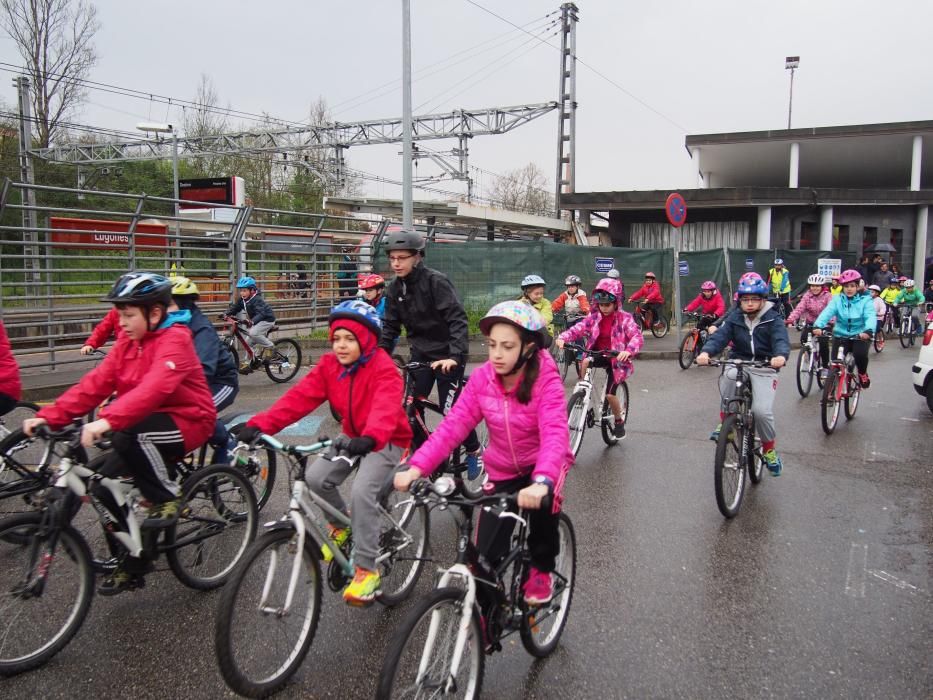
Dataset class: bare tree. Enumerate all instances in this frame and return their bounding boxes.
[489,162,554,216]
[1,0,99,147]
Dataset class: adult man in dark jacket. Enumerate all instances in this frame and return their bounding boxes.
[378,230,481,473]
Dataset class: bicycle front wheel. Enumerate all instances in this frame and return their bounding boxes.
[795,347,814,397]
[0,512,94,676]
[520,512,576,657]
[844,373,861,419]
[873,328,885,352]
[377,494,430,606]
[714,415,747,518]
[228,424,277,511]
[599,381,628,446]
[0,428,55,518]
[166,465,258,590]
[376,586,484,700]
[820,371,841,435]
[566,390,587,458]
[559,348,571,382]
[678,332,697,370]
[215,527,323,698]
[265,338,302,383]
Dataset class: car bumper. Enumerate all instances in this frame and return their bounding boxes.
[913,363,931,395]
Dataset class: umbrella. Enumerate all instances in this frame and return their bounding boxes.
[865,242,896,253]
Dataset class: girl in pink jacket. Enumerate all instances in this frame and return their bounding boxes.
[555,277,643,439]
[395,301,572,607]
[786,273,833,367]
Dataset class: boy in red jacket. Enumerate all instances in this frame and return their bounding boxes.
[235,300,412,606]
[628,271,665,329]
[80,306,122,354]
[24,272,216,595]
[683,280,726,330]
[0,318,22,416]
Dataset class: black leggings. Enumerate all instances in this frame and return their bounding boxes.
[475,475,560,573]
[410,349,479,453]
[832,337,870,375]
[0,393,16,418]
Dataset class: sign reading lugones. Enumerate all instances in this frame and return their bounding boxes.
[595,257,615,273]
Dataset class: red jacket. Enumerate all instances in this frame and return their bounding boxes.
[0,319,22,401]
[684,292,726,317]
[247,350,412,451]
[84,307,123,349]
[38,322,216,451]
[629,282,664,304]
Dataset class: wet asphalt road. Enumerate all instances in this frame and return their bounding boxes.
[3,345,931,699]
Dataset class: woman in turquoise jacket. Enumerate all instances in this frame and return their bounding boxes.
[813,269,876,388]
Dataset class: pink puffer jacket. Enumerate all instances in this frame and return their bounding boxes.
[786,289,831,325]
[558,308,643,385]
[408,349,572,494]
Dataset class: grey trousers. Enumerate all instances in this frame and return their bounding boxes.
[305,440,403,571]
[718,366,779,443]
[245,320,275,350]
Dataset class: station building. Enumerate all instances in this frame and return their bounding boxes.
[563,120,933,281]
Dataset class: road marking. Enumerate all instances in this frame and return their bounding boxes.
[867,569,926,596]
[899,417,921,422]
[844,542,868,598]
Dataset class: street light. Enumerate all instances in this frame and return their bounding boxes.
[136,122,179,235]
[785,56,799,129]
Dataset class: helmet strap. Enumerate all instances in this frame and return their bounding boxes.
[504,340,536,377]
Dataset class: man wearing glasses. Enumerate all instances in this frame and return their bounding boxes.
[379,230,482,476]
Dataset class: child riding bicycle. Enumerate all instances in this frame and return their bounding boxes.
[224,276,276,374]
[785,273,833,367]
[894,279,924,335]
[80,306,123,354]
[551,274,590,326]
[813,269,878,389]
[696,272,790,476]
[519,274,555,337]
[628,271,665,329]
[235,300,412,606]
[394,301,573,606]
[683,280,726,328]
[23,272,217,595]
[555,277,643,439]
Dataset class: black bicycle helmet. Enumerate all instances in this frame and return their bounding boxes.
[383,229,425,254]
[101,272,172,306]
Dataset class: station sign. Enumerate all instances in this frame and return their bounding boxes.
[595,257,615,273]
[50,217,168,249]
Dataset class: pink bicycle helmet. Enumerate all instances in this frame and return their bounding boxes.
[700,280,717,291]
[837,269,861,285]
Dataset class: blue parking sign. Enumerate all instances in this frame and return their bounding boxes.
[595,257,614,273]
[679,260,689,276]
[745,257,754,270]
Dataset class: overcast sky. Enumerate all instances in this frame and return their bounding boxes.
[3,0,933,203]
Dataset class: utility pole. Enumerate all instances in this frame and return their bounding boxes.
[785,56,799,129]
[555,3,579,220]
[401,0,413,231]
[15,76,40,288]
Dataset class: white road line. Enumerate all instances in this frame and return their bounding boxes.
[844,542,868,598]
[867,569,926,596]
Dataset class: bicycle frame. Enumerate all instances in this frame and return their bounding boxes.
[223,319,259,361]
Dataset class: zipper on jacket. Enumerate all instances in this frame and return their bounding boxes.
[347,373,359,435]
[502,395,520,469]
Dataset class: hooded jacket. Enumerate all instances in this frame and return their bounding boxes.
[247,349,411,451]
[701,302,791,361]
[408,349,572,492]
[786,288,832,325]
[684,291,726,317]
[38,313,216,451]
[629,282,664,304]
[814,292,877,338]
[0,319,22,401]
[380,262,469,361]
[557,306,643,385]
[225,291,275,325]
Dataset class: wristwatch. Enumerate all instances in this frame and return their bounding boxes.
[533,475,554,492]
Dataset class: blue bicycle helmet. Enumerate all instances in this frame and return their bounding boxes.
[736,273,768,296]
[236,276,257,289]
[329,299,383,336]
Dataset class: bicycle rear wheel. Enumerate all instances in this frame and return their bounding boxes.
[650,313,669,338]
[795,347,814,397]
[166,465,258,590]
[265,338,302,383]
[376,586,484,700]
[0,512,94,676]
[714,415,747,518]
[520,512,576,657]
[566,390,587,457]
[874,328,885,352]
[215,527,323,698]
[821,371,841,435]
[377,493,430,606]
[0,428,55,518]
[844,373,861,419]
[678,333,697,370]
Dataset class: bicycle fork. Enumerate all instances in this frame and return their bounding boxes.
[419,564,477,692]
[258,496,309,617]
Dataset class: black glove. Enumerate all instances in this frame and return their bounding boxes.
[347,435,376,456]
[231,423,262,446]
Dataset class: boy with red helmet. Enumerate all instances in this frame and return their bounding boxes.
[629,271,665,330]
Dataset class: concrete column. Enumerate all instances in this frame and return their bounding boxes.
[911,135,923,191]
[819,206,834,251]
[757,206,772,249]
[692,147,703,188]
[704,171,712,188]
[788,142,800,187]
[915,205,929,280]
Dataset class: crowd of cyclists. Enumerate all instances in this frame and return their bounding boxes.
[0,236,929,692]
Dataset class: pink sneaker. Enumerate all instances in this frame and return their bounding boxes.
[523,567,553,606]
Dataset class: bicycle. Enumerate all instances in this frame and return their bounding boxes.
[794,323,831,398]
[897,304,919,348]
[678,312,717,370]
[402,360,488,498]
[214,434,430,698]
[0,423,258,676]
[0,401,38,441]
[376,478,575,699]
[873,318,886,353]
[220,315,302,383]
[630,301,669,338]
[704,358,773,518]
[820,341,863,435]
[564,344,629,457]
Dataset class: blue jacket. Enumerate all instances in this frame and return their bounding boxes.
[225,292,275,325]
[701,302,790,361]
[184,303,239,388]
[814,292,875,338]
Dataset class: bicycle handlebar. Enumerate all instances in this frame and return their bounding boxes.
[563,343,619,359]
[704,358,778,370]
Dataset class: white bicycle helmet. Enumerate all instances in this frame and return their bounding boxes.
[807,273,825,285]
[905,278,915,288]
[521,274,546,289]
